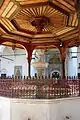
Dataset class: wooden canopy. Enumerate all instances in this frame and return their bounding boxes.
[0,0,79,50]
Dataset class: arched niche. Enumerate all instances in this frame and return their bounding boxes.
[50,70,61,79]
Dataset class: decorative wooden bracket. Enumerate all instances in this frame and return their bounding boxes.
[25,43,36,62]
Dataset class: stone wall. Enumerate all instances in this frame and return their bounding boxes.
[0,97,10,120]
[1,97,80,120]
[10,97,80,120]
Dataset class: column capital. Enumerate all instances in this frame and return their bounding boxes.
[26,44,36,62]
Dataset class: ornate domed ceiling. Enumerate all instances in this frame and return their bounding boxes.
[0,0,79,49]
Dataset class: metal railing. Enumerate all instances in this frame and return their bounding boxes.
[0,78,80,99]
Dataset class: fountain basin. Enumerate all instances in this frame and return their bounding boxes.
[32,62,48,69]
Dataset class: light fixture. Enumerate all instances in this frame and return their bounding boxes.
[60,42,63,47]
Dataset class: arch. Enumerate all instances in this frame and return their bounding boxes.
[35,43,60,51]
[50,70,61,76]
[50,70,61,78]
[1,41,28,56]
[1,68,7,74]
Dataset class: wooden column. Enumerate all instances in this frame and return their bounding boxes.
[62,59,65,79]
[28,60,31,78]
[59,47,66,79]
[26,44,35,77]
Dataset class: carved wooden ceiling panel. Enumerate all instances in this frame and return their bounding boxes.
[0,0,79,49]
[13,5,68,33]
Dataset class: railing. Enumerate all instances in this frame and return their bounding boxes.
[1,75,78,80]
[0,78,80,99]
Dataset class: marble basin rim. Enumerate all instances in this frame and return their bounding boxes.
[32,61,49,69]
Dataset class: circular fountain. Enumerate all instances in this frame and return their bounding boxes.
[32,61,48,77]
[32,50,48,77]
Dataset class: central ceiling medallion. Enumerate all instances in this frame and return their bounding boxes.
[31,16,50,33]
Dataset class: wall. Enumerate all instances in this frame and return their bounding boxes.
[46,49,62,77]
[0,97,10,120]
[1,46,36,77]
[68,47,77,77]
[77,46,80,74]
[10,99,50,120]
[10,97,80,120]
[49,98,80,120]
[1,47,14,76]
[0,97,80,120]
[0,46,78,78]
